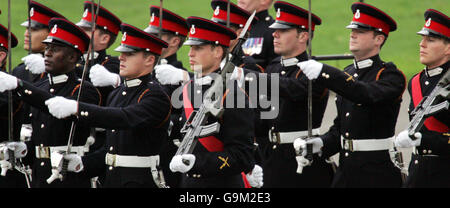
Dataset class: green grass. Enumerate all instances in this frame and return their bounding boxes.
[1,0,448,79]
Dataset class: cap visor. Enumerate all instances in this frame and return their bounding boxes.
[114,44,137,53]
[76,19,92,29]
[183,39,206,46]
[144,26,160,35]
[21,20,45,28]
[269,22,294,29]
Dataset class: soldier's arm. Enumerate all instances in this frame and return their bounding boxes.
[77,85,171,129]
[79,144,107,178]
[419,129,450,156]
[317,63,406,104]
[320,109,343,158]
[188,87,255,177]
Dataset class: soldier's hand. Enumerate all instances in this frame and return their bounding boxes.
[0,71,18,92]
[0,142,28,160]
[394,130,421,148]
[169,154,195,173]
[22,54,45,75]
[230,67,244,88]
[297,60,323,80]
[246,164,263,188]
[89,64,121,88]
[155,64,188,85]
[45,96,78,119]
[293,137,323,156]
[63,154,84,173]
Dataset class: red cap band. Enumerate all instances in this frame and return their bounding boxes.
[213,9,248,26]
[48,25,87,53]
[30,9,52,26]
[0,35,7,48]
[121,33,163,55]
[424,18,450,37]
[277,11,316,30]
[189,27,232,47]
[82,10,120,35]
[352,11,390,35]
[149,16,189,36]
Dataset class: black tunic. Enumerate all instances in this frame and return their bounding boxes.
[318,54,406,187]
[405,61,450,188]
[175,70,255,188]
[14,71,101,188]
[80,74,171,188]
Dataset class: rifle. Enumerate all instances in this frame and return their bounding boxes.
[175,10,257,165]
[408,69,450,140]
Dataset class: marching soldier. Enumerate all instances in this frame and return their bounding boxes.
[45,23,172,188]
[12,0,66,146]
[145,5,189,188]
[168,16,255,188]
[297,2,406,187]
[394,9,450,187]
[237,0,277,69]
[0,23,27,188]
[258,1,334,188]
[75,1,122,156]
[0,18,101,187]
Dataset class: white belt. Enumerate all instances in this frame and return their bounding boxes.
[35,145,88,159]
[340,136,394,152]
[105,153,160,169]
[269,128,321,144]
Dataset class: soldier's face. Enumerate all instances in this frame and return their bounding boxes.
[238,0,260,13]
[119,51,153,79]
[349,29,383,58]
[80,27,109,51]
[44,43,77,75]
[419,35,450,68]
[24,28,48,52]
[273,28,303,58]
[188,44,221,75]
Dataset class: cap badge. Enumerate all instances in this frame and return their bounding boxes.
[51,24,58,34]
[425,18,431,27]
[276,8,281,18]
[355,9,360,19]
[83,9,88,18]
[122,32,127,41]
[190,25,196,35]
[150,13,155,23]
[214,6,220,16]
[30,7,34,17]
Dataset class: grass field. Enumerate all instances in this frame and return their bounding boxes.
[0,0,448,79]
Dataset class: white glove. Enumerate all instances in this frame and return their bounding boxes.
[45,96,78,119]
[297,60,323,80]
[293,137,323,156]
[89,64,120,88]
[230,67,244,88]
[395,130,422,148]
[21,54,45,75]
[47,151,64,184]
[64,154,84,173]
[0,71,18,92]
[0,142,28,161]
[155,64,188,85]
[246,165,263,188]
[169,154,195,173]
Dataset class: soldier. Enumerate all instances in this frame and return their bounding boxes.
[297,2,406,187]
[168,16,255,188]
[12,0,66,147]
[0,18,101,188]
[45,23,172,188]
[237,0,277,69]
[255,1,334,188]
[394,9,449,187]
[0,23,28,188]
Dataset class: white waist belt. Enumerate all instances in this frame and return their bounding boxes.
[269,128,321,144]
[105,153,160,169]
[340,136,394,152]
[35,145,87,159]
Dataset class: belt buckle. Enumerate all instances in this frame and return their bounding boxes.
[269,130,280,144]
[344,139,354,152]
[38,146,50,158]
[106,154,116,167]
